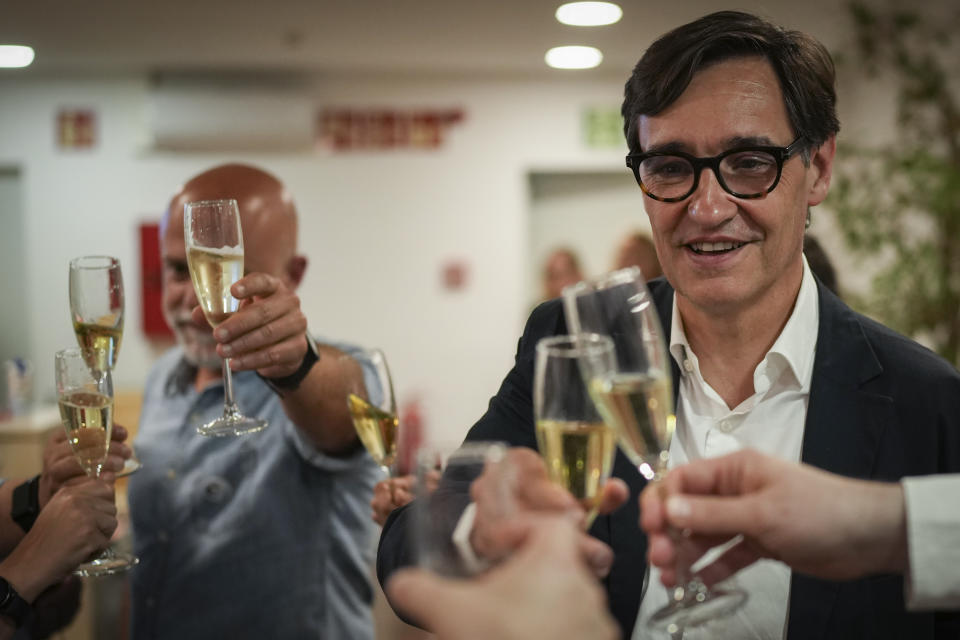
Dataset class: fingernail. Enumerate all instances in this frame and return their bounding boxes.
[216,328,229,340]
[235,284,246,296]
[666,496,691,520]
[221,344,232,356]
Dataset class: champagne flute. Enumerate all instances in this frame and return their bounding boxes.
[413,441,511,578]
[69,255,141,475]
[533,334,617,528]
[345,349,399,494]
[55,347,139,576]
[563,266,746,632]
[184,199,267,437]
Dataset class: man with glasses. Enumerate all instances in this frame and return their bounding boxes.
[379,10,960,639]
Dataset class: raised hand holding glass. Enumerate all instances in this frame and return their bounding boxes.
[55,348,138,576]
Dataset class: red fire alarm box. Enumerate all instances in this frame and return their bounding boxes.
[140,222,172,338]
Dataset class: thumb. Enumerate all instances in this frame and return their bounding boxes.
[387,568,463,625]
[665,494,759,537]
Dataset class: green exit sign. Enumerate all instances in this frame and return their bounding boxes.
[583,106,624,148]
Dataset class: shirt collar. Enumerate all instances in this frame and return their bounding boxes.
[669,256,819,392]
[164,353,197,397]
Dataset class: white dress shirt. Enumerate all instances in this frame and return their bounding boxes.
[903,474,960,611]
[633,259,820,640]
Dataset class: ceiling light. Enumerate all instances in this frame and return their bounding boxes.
[0,45,35,69]
[545,46,603,70]
[555,2,622,27]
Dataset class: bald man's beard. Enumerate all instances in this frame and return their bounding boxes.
[168,313,222,370]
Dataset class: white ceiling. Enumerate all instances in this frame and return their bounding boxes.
[1,0,884,78]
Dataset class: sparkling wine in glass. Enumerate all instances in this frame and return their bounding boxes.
[533,334,617,528]
[184,199,267,437]
[69,255,141,476]
[345,349,399,491]
[55,347,138,576]
[563,266,746,632]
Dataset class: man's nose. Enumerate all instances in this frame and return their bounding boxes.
[184,281,199,309]
[686,167,736,226]
[170,279,199,311]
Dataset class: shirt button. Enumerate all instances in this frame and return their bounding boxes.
[157,530,169,543]
[719,419,733,433]
[146,597,155,608]
[166,468,177,480]
[683,359,694,373]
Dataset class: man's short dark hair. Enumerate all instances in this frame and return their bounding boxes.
[621,11,840,157]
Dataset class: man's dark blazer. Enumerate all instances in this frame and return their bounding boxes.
[378,277,960,639]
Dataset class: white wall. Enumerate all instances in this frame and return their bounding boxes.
[0,72,627,445]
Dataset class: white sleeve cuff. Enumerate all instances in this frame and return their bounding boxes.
[902,474,960,611]
[451,502,488,575]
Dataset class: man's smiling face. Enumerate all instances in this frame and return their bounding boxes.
[637,56,832,316]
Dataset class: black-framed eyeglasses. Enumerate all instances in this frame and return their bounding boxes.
[625,137,805,202]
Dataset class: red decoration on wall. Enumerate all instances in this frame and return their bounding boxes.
[441,259,468,291]
[57,109,96,149]
[316,108,465,151]
[140,223,172,338]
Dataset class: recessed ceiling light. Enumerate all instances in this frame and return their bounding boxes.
[0,45,35,69]
[555,2,622,27]
[545,46,603,70]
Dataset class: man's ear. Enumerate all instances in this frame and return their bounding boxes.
[807,135,836,207]
[286,255,308,289]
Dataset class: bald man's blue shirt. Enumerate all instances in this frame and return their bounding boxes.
[129,342,379,640]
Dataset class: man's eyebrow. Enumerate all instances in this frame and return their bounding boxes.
[723,135,777,147]
[641,135,780,155]
[641,141,688,154]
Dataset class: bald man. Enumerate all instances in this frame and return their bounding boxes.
[127,164,380,640]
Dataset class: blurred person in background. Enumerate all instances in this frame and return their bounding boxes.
[612,230,662,280]
[127,164,381,640]
[541,247,584,300]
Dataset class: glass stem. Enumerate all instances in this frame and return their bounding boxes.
[651,468,708,604]
[671,528,708,603]
[382,467,396,502]
[223,358,239,416]
[91,468,116,559]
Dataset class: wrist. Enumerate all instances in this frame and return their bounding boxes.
[258,333,319,395]
[10,476,40,533]
[37,473,52,510]
[0,559,41,605]
[854,481,907,576]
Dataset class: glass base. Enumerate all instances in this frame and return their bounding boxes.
[649,582,747,633]
[74,550,139,577]
[116,456,142,477]
[197,413,268,437]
